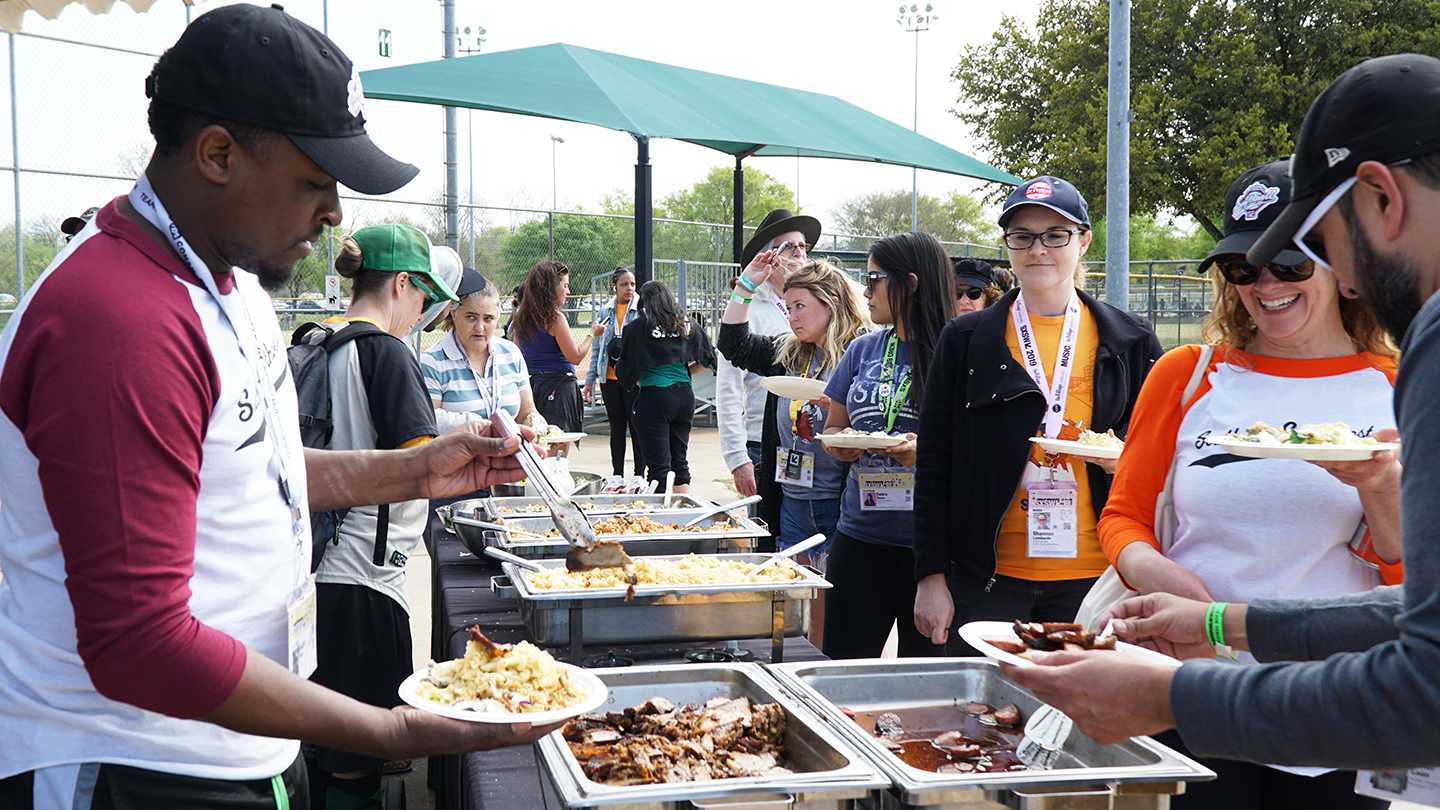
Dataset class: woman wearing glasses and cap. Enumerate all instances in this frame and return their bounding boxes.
[913,176,1163,652]
[1094,159,1399,809]
[310,224,461,804]
[953,258,1003,314]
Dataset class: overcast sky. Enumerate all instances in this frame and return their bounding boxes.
[8,0,1044,231]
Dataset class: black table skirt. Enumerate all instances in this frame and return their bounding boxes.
[426,535,828,810]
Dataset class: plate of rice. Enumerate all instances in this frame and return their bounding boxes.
[400,627,606,723]
[1030,430,1124,461]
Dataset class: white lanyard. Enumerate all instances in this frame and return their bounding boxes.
[127,175,306,551]
[770,291,789,321]
[1011,291,1082,439]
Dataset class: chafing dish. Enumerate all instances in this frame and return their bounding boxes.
[491,554,829,663]
[537,662,889,809]
[467,493,715,521]
[465,511,767,560]
[769,658,1214,809]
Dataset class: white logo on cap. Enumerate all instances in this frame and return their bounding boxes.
[1231,181,1281,222]
[1025,181,1054,200]
[1324,147,1351,168]
[347,65,366,119]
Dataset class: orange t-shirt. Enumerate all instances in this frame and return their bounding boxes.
[605,302,627,381]
[995,304,1109,580]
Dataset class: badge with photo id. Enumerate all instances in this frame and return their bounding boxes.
[776,447,815,488]
[858,469,915,511]
[1025,480,1078,558]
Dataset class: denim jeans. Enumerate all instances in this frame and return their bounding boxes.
[778,496,838,567]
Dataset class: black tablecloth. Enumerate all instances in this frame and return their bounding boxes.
[427,535,828,810]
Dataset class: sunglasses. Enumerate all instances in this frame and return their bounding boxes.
[865,271,889,293]
[775,241,812,259]
[1214,257,1316,286]
[956,287,985,300]
[409,275,444,308]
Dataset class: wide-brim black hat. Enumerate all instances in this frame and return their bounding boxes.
[1199,157,1306,274]
[741,208,821,268]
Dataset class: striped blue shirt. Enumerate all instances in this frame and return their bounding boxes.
[421,330,530,419]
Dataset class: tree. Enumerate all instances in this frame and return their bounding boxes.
[659,165,796,226]
[1088,214,1214,263]
[952,0,1440,240]
[497,213,630,296]
[830,189,999,247]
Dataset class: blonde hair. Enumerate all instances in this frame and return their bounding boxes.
[776,260,873,374]
[1200,265,1395,359]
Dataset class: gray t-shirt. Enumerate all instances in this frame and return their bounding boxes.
[1169,291,1440,768]
[825,328,918,547]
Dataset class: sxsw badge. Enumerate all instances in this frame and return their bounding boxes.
[347,65,366,119]
[1231,182,1281,222]
[1025,181,1054,200]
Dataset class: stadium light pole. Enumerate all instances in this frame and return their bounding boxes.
[896,3,937,233]
[458,25,486,267]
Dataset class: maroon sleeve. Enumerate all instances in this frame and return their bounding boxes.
[0,226,245,718]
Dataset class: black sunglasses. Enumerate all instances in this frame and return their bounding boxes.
[956,287,985,300]
[1214,257,1316,286]
[865,271,888,293]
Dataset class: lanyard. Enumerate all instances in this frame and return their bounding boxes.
[127,176,306,556]
[879,330,912,434]
[788,352,824,435]
[457,330,499,415]
[1010,291,1082,439]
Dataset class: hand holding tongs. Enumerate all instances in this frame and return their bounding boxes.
[492,410,597,550]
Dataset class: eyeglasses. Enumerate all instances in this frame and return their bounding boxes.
[1214,257,1316,286]
[409,275,444,308]
[775,241,812,259]
[1003,229,1085,251]
[956,287,985,300]
[865,271,889,293]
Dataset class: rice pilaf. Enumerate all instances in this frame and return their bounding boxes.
[415,630,585,713]
[526,554,804,590]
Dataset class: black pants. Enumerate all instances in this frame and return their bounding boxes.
[0,752,308,810]
[1153,730,1384,810]
[945,572,1098,656]
[631,383,694,486]
[822,530,946,660]
[530,371,583,432]
[600,378,645,477]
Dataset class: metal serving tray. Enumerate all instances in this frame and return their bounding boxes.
[472,512,767,560]
[769,658,1214,809]
[468,493,715,521]
[492,554,830,663]
[537,662,889,809]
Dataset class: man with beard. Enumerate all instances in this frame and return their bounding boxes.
[0,7,552,809]
[1002,53,1440,774]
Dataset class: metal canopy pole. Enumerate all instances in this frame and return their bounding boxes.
[442,0,458,251]
[732,156,744,265]
[633,136,653,285]
[1105,0,1131,310]
[10,34,20,296]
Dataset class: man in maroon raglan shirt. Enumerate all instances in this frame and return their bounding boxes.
[0,6,554,809]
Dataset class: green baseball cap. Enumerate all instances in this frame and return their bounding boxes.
[353,224,459,303]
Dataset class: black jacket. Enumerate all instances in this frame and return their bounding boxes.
[912,288,1163,589]
[610,312,716,392]
[717,322,783,551]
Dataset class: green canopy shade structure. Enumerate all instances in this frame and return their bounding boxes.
[361,42,1019,280]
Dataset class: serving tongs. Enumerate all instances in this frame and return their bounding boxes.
[492,410,625,572]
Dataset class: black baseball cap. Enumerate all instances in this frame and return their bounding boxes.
[1198,158,1307,274]
[953,258,995,288]
[999,176,1091,229]
[1249,54,1440,265]
[146,3,418,195]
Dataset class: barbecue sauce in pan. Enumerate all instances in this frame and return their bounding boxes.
[850,704,1029,773]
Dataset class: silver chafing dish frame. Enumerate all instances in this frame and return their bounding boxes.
[536,662,891,810]
[468,493,716,521]
[767,658,1215,809]
[491,554,830,664]
[472,511,769,560]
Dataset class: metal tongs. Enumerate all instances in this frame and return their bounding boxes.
[492,410,597,551]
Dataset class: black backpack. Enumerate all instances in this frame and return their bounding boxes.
[289,320,390,573]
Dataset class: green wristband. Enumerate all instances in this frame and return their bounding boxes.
[730,290,753,304]
[1206,601,1237,660]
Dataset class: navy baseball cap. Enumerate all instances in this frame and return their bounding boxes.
[1249,54,1440,265]
[1198,158,1307,274]
[146,3,418,195]
[999,176,1091,229]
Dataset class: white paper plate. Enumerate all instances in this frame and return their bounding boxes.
[958,620,1181,669]
[398,662,607,723]
[1029,436,1123,460]
[758,376,828,401]
[1210,438,1398,462]
[535,432,587,444]
[818,433,907,449]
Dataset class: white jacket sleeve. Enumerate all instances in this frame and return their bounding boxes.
[715,353,752,473]
[433,408,481,433]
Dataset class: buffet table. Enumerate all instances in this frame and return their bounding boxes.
[428,534,829,810]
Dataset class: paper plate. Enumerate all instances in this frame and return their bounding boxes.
[758,376,828,401]
[958,621,1181,670]
[818,433,906,449]
[398,662,607,723]
[1210,438,1398,462]
[535,432,587,444]
[1029,436,1123,460]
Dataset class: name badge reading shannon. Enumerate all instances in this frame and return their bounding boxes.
[1025,480,1079,558]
